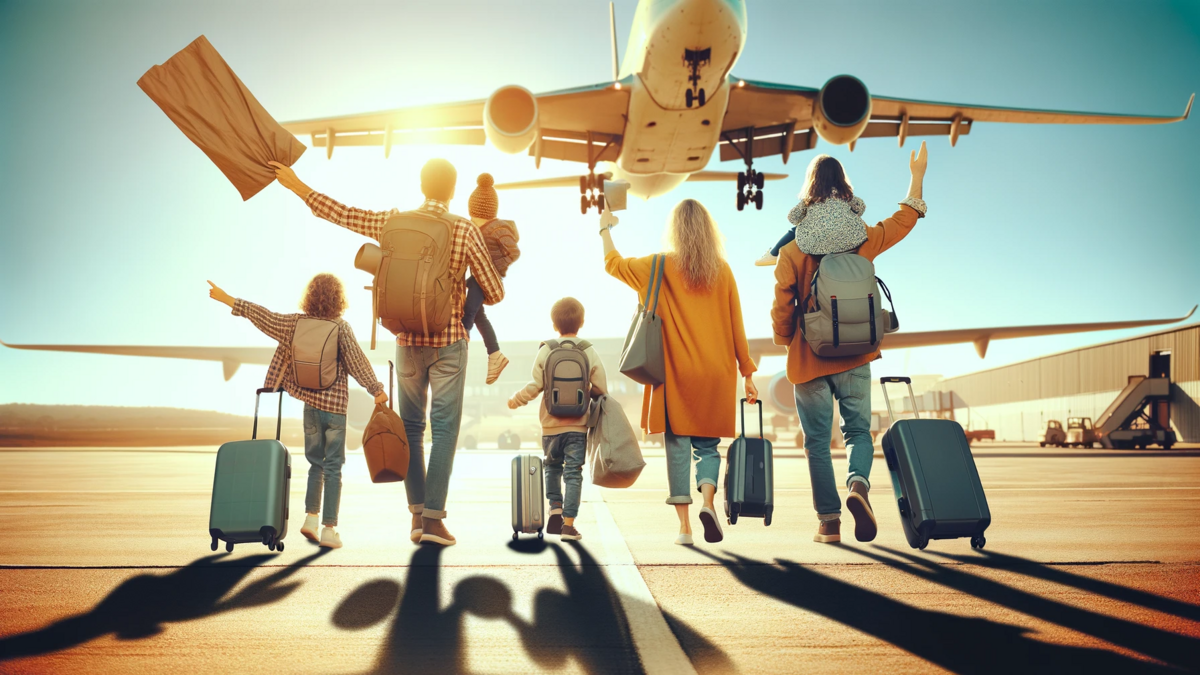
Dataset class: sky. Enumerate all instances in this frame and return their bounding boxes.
[1,0,1198,418]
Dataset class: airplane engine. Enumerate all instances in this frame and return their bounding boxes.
[483,85,539,154]
[766,371,795,416]
[811,75,872,146]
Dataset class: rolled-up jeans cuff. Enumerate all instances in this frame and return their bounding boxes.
[847,475,870,490]
[408,504,424,515]
[818,512,841,522]
[422,508,447,520]
[665,495,694,505]
[695,478,717,492]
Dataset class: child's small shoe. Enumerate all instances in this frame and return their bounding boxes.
[560,524,582,541]
[486,351,509,384]
[301,514,320,542]
[319,526,343,549]
[754,250,778,267]
[547,507,564,535]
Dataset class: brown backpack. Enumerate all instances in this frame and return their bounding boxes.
[375,209,464,339]
[291,318,339,390]
[362,361,409,483]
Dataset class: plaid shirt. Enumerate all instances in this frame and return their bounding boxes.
[232,299,384,415]
[305,192,505,348]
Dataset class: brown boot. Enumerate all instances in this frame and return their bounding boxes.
[419,517,456,546]
[410,513,424,544]
[814,519,841,543]
[846,482,878,542]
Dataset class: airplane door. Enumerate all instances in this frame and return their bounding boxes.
[1150,351,1171,379]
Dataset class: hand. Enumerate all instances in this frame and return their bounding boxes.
[909,140,928,177]
[599,208,619,233]
[268,161,312,199]
[207,280,235,308]
[744,376,759,405]
[507,398,520,410]
[374,391,389,406]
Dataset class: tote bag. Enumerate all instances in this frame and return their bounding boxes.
[586,395,646,488]
[618,254,666,385]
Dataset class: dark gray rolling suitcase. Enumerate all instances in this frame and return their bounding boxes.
[511,454,544,540]
[208,388,291,552]
[724,399,774,526]
[880,376,990,550]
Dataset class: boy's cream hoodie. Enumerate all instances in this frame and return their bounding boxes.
[510,339,607,435]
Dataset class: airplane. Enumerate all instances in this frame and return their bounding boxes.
[5,305,1194,449]
[278,0,1193,213]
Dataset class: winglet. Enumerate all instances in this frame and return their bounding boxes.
[1184,94,1194,121]
[609,2,620,81]
[1184,304,1197,320]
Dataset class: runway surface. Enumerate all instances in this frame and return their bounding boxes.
[0,443,1198,674]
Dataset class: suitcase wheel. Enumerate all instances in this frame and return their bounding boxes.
[512,533,518,542]
[277,541,285,552]
[226,541,234,553]
[764,507,773,527]
[537,530,544,540]
[970,535,986,550]
[210,536,218,552]
[917,536,928,551]
[729,512,738,525]
[268,541,276,552]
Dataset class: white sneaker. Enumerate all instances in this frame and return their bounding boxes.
[699,506,724,543]
[319,526,343,549]
[301,514,320,542]
[486,351,509,385]
[674,533,694,546]
[754,251,778,267]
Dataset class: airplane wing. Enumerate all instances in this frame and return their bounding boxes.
[745,306,1197,359]
[720,78,1194,162]
[280,80,631,162]
[494,170,787,191]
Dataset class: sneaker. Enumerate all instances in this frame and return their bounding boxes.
[301,514,320,543]
[419,517,457,546]
[319,526,343,549]
[560,524,582,541]
[547,508,564,535]
[674,533,694,546]
[814,519,841,543]
[409,513,423,545]
[486,351,509,385]
[698,506,724,543]
[754,250,778,267]
[846,482,878,542]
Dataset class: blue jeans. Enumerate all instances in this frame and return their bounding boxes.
[794,362,874,520]
[664,410,721,505]
[396,339,468,519]
[302,405,347,526]
[543,432,586,519]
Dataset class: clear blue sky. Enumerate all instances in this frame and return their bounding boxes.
[1,0,1197,417]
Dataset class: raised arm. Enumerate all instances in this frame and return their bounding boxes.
[269,162,391,239]
[337,322,386,401]
[858,141,929,260]
[231,298,292,345]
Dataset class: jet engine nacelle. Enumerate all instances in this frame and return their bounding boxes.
[766,371,795,416]
[811,75,872,146]
[483,85,539,154]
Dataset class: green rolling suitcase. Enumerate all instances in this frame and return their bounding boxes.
[208,388,291,552]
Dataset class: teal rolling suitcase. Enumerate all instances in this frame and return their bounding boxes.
[208,388,291,552]
[724,399,774,526]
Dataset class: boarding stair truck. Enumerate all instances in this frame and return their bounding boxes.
[1096,352,1177,450]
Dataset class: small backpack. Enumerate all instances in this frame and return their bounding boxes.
[291,318,340,390]
[542,339,593,418]
[800,252,899,357]
[375,209,466,338]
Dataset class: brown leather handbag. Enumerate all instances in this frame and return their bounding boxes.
[362,361,409,483]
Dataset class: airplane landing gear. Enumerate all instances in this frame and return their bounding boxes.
[684,47,711,109]
[737,168,765,211]
[579,170,608,214]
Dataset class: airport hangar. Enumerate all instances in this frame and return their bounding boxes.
[923,322,1199,445]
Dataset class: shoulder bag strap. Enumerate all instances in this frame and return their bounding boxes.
[648,254,666,316]
[642,254,659,308]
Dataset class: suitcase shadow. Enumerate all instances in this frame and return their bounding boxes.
[0,549,328,662]
[689,547,1180,674]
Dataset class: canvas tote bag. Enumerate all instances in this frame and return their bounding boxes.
[585,395,646,489]
[138,35,306,201]
[618,254,666,385]
[362,361,410,483]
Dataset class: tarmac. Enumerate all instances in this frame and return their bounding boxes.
[0,442,1198,674]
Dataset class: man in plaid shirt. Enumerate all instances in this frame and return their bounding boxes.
[271,158,504,547]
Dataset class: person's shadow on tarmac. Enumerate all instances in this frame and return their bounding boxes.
[0,549,328,662]
[337,541,735,675]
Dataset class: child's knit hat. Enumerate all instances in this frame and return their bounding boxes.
[468,173,499,220]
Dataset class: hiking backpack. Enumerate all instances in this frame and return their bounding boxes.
[542,339,593,418]
[291,318,340,390]
[375,209,466,339]
[800,252,899,358]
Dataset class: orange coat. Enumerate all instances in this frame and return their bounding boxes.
[605,251,757,438]
[771,204,922,385]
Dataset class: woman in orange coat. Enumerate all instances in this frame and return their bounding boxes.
[603,199,758,546]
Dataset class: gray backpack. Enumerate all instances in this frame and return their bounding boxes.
[800,252,899,357]
[542,339,593,418]
[291,318,340,390]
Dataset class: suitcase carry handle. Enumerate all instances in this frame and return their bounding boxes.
[388,360,395,411]
[253,388,284,441]
[879,377,920,423]
[740,398,764,439]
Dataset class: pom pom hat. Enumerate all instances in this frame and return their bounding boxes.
[469,173,499,220]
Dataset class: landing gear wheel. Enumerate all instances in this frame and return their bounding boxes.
[685,88,694,108]
[596,194,605,212]
[737,172,747,191]
[737,191,747,211]
[580,176,588,194]
[754,170,765,190]
[226,541,234,553]
[970,535,986,550]
[210,536,218,551]
[754,191,764,210]
[698,88,706,107]
[580,195,589,215]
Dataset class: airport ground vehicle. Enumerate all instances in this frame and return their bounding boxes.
[1040,420,1066,447]
[1065,417,1101,448]
[1096,353,1177,449]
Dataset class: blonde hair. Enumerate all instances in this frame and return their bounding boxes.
[664,199,725,291]
[300,273,348,319]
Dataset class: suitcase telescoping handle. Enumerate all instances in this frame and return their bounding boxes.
[740,397,765,440]
[253,387,284,441]
[879,376,921,423]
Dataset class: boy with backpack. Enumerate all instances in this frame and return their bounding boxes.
[208,274,387,550]
[506,297,607,541]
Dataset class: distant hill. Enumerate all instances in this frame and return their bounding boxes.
[0,404,306,447]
